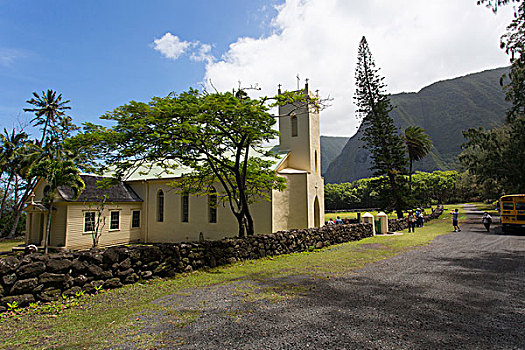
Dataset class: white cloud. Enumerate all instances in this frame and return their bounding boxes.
[153,33,191,59]
[0,48,25,67]
[153,33,215,65]
[202,0,514,137]
[190,43,214,64]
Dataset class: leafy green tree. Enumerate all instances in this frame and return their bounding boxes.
[354,36,408,218]
[0,129,29,218]
[461,0,525,194]
[29,158,84,253]
[77,89,308,237]
[402,126,432,190]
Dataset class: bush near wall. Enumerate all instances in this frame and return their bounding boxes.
[0,223,373,312]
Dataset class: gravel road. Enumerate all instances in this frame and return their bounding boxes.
[124,205,525,349]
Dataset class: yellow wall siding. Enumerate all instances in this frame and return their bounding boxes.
[64,203,142,250]
[272,173,308,232]
[142,180,272,243]
[50,205,67,247]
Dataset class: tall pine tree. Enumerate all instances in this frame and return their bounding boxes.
[354,36,408,218]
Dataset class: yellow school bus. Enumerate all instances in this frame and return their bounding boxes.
[499,194,525,233]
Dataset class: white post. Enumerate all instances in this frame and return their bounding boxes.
[362,212,375,235]
[376,212,389,235]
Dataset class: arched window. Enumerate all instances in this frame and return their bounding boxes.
[157,190,164,222]
[181,193,189,223]
[291,115,298,137]
[314,196,320,227]
[209,188,217,223]
[314,150,318,173]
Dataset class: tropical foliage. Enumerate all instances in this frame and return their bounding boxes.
[403,126,432,189]
[325,170,480,211]
[0,90,84,239]
[461,0,525,194]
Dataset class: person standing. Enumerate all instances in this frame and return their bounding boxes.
[482,212,493,232]
[452,208,461,232]
[408,210,416,233]
[335,216,343,225]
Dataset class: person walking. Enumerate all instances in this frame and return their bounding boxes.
[452,208,461,232]
[482,212,493,232]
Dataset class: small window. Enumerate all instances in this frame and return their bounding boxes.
[157,190,164,222]
[209,192,217,223]
[43,185,51,198]
[291,116,298,137]
[181,193,189,222]
[84,212,95,233]
[502,202,514,210]
[314,150,318,173]
[110,211,120,230]
[131,210,141,228]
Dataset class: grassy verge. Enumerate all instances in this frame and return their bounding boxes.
[0,238,24,253]
[0,211,454,349]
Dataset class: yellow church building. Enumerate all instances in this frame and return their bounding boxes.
[23,85,325,250]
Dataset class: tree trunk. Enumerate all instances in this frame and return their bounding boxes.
[6,210,22,239]
[43,204,53,254]
[244,204,255,236]
[409,159,413,193]
[6,175,22,238]
[389,173,404,219]
[234,212,245,238]
[0,173,14,220]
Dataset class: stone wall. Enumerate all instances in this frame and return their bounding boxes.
[0,223,372,311]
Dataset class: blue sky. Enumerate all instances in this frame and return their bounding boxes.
[0,0,280,128]
[0,0,514,136]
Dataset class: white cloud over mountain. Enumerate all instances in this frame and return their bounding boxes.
[202,0,513,136]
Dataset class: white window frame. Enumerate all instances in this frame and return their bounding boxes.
[109,210,120,231]
[181,193,189,223]
[131,210,141,229]
[83,211,96,234]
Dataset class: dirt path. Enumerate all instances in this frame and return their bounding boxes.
[119,205,525,349]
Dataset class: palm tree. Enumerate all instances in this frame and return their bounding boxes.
[24,89,71,146]
[403,126,433,190]
[30,158,84,253]
[0,129,28,214]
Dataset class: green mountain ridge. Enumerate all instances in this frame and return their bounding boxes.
[320,136,349,174]
[324,67,510,184]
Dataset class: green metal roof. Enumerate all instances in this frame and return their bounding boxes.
[106,145,289,182]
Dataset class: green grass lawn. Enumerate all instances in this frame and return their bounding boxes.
[0,209,456,349]
[0,238,24,253]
